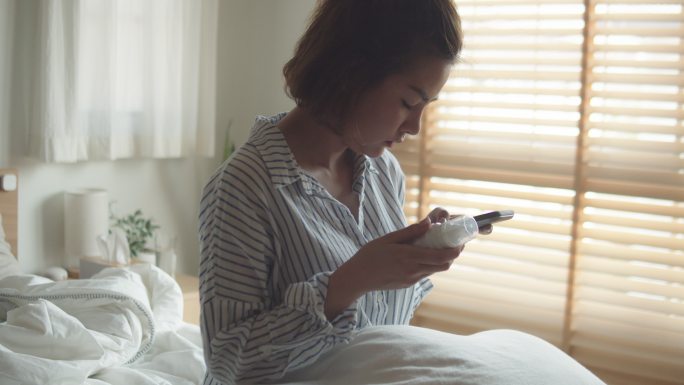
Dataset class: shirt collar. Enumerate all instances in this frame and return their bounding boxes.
[252,114,379,194]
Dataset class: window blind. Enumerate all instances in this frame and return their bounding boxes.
[392,1,684,385]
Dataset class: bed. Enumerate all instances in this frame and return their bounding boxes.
[0,169,206,385]
[0,169,606,385]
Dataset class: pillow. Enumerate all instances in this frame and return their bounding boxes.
[0,214,20,279]
[280,325,607,385]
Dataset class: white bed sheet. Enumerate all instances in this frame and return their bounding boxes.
[0,264,205,385]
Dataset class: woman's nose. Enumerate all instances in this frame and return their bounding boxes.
[404,108,423,136]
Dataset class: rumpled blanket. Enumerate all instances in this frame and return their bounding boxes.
[0,264,205,385]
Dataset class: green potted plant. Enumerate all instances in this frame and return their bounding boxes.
[110,208,160,262]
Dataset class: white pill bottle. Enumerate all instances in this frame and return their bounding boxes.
[414,215,479,249]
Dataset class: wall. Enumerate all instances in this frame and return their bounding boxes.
[0,0,315,275]
[217,0,315,146]
[0,0,13,166]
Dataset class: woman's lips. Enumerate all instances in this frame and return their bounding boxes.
[385,135,407,147]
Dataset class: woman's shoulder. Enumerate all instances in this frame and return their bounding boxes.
[221,115,288,179]
[208,116,292,198]
[226,141,268,172]
[212,144,271,194]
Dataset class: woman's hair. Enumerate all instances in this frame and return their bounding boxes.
[283,0,462,127]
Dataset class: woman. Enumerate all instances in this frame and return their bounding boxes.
[198,1,470,383]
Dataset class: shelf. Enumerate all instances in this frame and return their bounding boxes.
[176,274,200,325]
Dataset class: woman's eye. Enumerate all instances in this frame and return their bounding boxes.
[401,100,414,109]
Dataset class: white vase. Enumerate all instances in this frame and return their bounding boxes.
[135,251,156,265]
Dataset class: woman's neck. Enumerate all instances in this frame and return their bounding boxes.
[278,107,350,172]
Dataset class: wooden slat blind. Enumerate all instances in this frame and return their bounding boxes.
[394,1,684,385]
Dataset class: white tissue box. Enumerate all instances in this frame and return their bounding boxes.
[79,257,128,279]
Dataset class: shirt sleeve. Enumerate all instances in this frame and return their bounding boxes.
[198,168,360,384]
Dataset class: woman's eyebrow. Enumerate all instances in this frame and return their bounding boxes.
[409,85,439,102]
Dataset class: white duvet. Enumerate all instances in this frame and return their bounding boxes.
[279,326,607,385]
[0,263,607,385]
[0,264,205,385]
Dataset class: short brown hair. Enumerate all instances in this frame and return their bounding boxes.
[283,0,462,127]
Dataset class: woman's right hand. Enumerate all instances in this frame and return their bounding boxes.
[325,218,463,319]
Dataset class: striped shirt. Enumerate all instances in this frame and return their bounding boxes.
[198,114,433,384]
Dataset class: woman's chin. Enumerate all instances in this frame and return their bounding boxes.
[366,146,387,158]
[355,142,390,158]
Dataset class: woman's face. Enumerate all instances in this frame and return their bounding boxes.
[341,55,452,158]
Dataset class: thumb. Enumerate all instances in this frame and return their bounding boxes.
[379,217,431,244]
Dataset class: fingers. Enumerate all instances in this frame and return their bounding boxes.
[379,217,431,244]
[417,255,458,277]
[409,264,450,284]
[401,258,454,286]
[478,224,493,235]
[448,214,494,235]
[428,207,449,224]
[410,244,463,266]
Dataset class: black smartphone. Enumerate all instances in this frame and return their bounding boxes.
[473,210,514,228]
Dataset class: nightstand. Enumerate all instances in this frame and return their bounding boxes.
[175,274,200,325]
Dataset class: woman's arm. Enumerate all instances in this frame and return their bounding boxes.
[200,274,358,383]
[199,171,360,384]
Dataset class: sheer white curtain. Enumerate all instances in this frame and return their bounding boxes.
[29,0,218,162]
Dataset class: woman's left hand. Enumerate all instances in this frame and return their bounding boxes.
[427,207,493,235]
